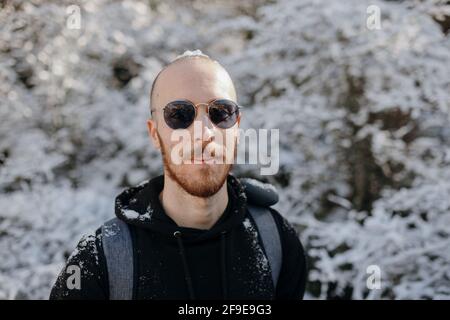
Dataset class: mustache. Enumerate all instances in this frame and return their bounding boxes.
[188,141,221,161]
[157,131,236,164]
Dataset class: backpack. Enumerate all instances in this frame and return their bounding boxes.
[101,178,281,300]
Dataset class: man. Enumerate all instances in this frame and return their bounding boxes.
[50,50,307,300]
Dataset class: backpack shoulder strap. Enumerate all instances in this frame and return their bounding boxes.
[101,218,134,300]
[247,204,282,289]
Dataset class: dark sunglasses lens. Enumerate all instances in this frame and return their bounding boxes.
[164,101,195,129]
[209,100,239,129]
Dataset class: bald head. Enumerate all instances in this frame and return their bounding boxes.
[146,53,241,198]
[150,55,237,118]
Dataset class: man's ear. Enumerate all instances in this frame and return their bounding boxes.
[147,118,161,150]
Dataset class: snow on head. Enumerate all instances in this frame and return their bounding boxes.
[171,49,220,66]
[173,49,210,62]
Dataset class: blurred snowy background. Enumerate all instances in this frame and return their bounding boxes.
[1,0,450,299]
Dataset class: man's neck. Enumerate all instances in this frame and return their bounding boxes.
[159,173,229,230]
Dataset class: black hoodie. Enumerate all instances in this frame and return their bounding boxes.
[50,174,308,300]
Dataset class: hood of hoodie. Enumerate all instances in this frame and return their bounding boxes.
[113,174,279,300]
[114,173,248,244]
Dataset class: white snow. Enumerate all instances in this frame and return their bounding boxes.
[173,49,210,62]
[122,209,140,220]
[243,178,277,194]
[242,218,271,281]
[1,0,450,300]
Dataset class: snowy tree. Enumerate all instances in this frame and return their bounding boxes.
[214,0,450,299]
[1,0,449,299]
[0,0,213,299]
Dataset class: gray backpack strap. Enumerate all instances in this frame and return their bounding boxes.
[247,204,282,289]
[101,218,134,300]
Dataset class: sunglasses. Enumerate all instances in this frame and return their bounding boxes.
[155,98,241,130]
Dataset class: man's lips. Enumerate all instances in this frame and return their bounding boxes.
[192,156,216,164]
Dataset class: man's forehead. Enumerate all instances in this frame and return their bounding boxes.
[152,58,236,109]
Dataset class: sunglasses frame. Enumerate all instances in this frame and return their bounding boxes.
[160,98,242,130]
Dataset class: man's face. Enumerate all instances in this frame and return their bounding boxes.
[147,58,240,197]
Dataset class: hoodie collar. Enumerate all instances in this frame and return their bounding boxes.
[114,173,248,244]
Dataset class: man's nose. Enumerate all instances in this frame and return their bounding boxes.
[195,107,215,142]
